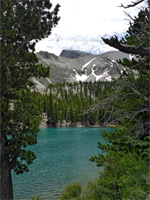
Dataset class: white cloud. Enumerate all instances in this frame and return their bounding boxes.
[35,0,146,55]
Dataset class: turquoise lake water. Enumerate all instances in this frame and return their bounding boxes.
[12,127,113,200]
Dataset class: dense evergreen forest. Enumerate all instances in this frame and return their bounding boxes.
[34,81,115,127]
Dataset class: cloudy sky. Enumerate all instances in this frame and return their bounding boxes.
[35,0,145,56]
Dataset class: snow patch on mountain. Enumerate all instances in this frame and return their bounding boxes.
[36,50,131,84]
[102,69,112,81]
[91,65,102,81]
[92,64,112,81]
[73,61,113,82]
[91,65,111,81]
[129,54,134,60]
[73,69,89,82]
[81,57,96,70]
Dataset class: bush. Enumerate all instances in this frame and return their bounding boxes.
[22,195,43,200]
[31,196,43,200]
[60,182,82,200]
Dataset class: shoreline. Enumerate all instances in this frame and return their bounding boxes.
[39,113,120,129]
[39,122,120,129]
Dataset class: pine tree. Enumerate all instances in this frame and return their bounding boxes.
[47,92,54,125]
[89,2,150,199]
[1,1,60,199]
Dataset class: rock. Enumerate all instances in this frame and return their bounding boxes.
[60,50,92,59]
[39,113,48,128]
[76,122,83,127]
[37,51,58,60]
[56,121,61,127]
[60,120,67,127]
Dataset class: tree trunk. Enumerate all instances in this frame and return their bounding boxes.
[0,136,13,200]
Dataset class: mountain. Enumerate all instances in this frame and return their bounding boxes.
[33,50,131,90]
[60,49,93,59]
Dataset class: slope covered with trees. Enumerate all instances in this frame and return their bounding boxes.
[34,81,115,127]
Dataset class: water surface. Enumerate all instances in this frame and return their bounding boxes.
[12,127,113,200]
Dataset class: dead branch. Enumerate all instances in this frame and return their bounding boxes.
[102,36,149,56]
[119,0,144,8]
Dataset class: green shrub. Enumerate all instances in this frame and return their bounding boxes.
[60,182,82,200]
[31,196,43,200]
[22,195,43,200]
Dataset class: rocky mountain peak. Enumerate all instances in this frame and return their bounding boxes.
[37,51,58,60]
[33,50,133,92]
[60,49,93,59]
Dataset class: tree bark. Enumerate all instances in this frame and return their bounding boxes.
[0,136,13,200]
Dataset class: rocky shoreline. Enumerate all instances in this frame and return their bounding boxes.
[40,119,101,128]
[39,113,117,128]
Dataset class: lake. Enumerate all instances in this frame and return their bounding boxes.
[12,127,113,200]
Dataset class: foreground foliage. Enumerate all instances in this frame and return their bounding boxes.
[60,182,82,200]
[1,0,60,199]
